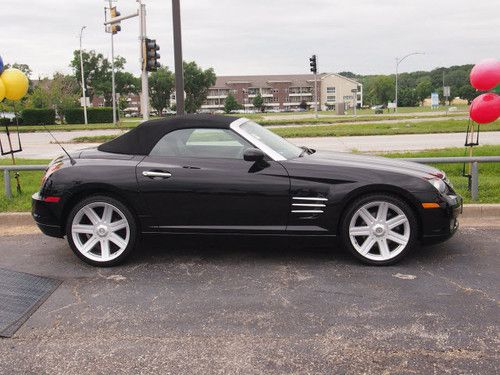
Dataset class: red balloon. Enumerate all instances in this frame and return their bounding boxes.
[470,59,500,91]
[470,93,500,124]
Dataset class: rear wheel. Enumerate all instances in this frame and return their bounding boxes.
[66,195,137,267]
[341,193,417,266]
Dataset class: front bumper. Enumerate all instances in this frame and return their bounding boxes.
[32,193,64,238]
[417,192,463,244]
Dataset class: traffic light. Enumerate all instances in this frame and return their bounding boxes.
[110,6,121,34]
[310,55,317,74]
[144,38,161,72]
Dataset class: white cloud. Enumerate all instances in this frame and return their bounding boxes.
[0,0,498,78]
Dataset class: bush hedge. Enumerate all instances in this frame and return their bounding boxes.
[0,117,11,126]
[21,109,56,125]
[65,107,115,124]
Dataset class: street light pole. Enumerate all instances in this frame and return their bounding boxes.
[79,26,88,125]
[395,51,424,112]
[172,0,185,115]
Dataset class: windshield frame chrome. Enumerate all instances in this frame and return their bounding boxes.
[229,118,287,161]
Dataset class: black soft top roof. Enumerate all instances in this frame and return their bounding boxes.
[98,114,240,155]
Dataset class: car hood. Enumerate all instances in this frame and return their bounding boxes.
[293,150,441,179]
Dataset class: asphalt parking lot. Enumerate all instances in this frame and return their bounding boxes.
[0,227,498,374]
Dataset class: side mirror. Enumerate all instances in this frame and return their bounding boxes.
[244,147,266,162]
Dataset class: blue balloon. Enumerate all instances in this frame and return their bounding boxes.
[0,55,3,74]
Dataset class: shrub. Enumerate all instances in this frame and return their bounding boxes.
[65,107,115,124]
[0,118,11,126]
[65,108,85,124]
[88,107,114,123]
[21,109,56,125]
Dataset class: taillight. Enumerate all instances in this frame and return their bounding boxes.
[41,162,63,186]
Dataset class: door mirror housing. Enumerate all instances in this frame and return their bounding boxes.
[244,147,266,162]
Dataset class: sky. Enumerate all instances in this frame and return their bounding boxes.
[1,0,498,79]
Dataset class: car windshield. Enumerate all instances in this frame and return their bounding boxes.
[239,121,303,160]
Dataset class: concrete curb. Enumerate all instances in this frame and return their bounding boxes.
[0,204,498,231]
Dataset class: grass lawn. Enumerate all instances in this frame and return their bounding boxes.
[1,145,498,212]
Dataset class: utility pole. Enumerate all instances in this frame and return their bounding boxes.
[172,0,185,115]
[79,26,88,125]
[108,0,117,125]
[138,0,149,121]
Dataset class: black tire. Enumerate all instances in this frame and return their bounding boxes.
[65,195,137,267]
[340,193,418,266]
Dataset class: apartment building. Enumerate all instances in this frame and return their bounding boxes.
[202,73,362,112]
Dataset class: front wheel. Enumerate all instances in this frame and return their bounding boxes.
[66,195,137,267]
[341,194,417,266]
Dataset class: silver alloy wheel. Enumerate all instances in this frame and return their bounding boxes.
[71,202,130,263]
[348,201,410,261]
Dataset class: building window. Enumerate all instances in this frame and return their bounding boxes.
[327,87,336,94]
[327,96,336,102]
[273,89,279,93]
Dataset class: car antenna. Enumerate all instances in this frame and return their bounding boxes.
[42,125,76,165]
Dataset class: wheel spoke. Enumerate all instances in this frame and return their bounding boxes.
[109,233,127,250]
[72,224,94,234]
[100,239,111,259]
[377,202,389,222]
[349,226,370,236]
[359,208,375,226]
[81,235,99,253]
[359,236,377,255]
[109,219,127,232]
[377,239,391,258]
[102,204,113,224]
[387,230,408,245]
[387,215,407,229]
[83,207,100,225]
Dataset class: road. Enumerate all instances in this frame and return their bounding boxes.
[0,227,498,374]
[2,129,500,159]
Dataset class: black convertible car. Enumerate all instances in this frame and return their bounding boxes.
[32,115,462,266]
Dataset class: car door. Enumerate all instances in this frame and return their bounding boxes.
[136,128,290,234]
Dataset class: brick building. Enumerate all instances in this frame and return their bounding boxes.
[202,73,362,112]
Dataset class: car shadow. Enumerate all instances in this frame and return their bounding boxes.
[128,234,358,266]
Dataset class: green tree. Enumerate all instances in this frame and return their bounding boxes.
[49,73,80,122]
[368,76,394,105]
[458,85,478,104]
[148,66,175,116]
[397,88,418,107]
[115,71,140,96]
[70,50,126,105]
[28,86,51,108]
[223,93,242,114]
[252,93,264,112]
[183,61,216,113]
[415,77,433,105]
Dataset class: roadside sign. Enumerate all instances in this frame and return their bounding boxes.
[443,86,451,97]
[431,92,439,107]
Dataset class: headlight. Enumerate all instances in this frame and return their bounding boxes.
[427,177,446,193]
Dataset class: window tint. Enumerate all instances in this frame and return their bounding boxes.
[150,128,252,159]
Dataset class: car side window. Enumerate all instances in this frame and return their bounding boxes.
[149,128,253,159]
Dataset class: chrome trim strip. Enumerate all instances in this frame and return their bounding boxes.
[292,203,326,207]
[229,118,286,162]
[291,210,324,214]
[292,197,328,201]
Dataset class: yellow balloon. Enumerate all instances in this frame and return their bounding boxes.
[1,68,29,101]
[0,78,5,102]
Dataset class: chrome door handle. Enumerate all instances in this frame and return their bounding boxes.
[142,171,172,179]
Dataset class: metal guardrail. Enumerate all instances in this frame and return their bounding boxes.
[1,165,47,199]
[1,156,499,200]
